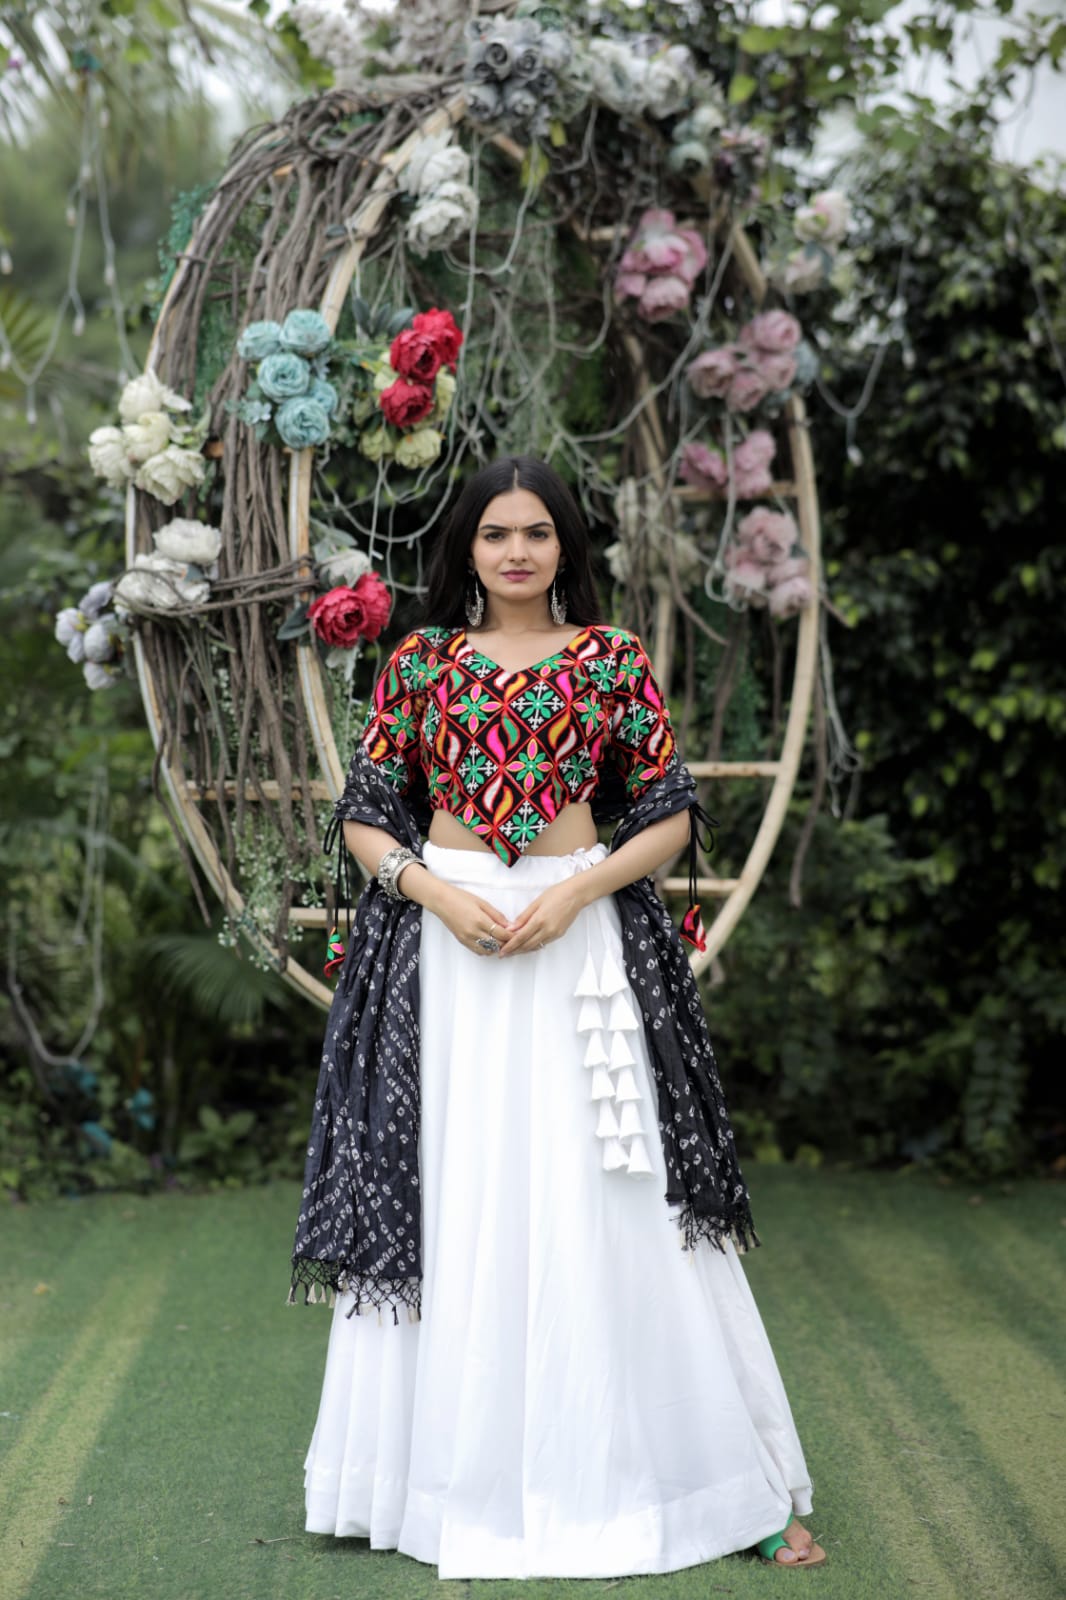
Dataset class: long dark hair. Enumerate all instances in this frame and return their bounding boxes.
[421,456,603,629]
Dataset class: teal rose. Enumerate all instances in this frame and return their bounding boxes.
[276,396,331,450]
[237,320,282,361]
[309,378,338,417]
[279,309,333,357]
[259,352,311,401]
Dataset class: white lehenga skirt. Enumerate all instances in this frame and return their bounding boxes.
[303,842,813,1579]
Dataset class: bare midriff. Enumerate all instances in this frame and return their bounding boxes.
[427,801,598,857]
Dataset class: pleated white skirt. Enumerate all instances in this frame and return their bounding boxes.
[303,842,813,1578]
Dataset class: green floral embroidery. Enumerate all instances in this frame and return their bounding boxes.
[512,684,563,729]
[585,654,617,694]
[426,765,449,801]
[560,749,594,793]
[510,743,553,790]
[400,651,433,690]
[454,685,499,732]
[572,695,603,736]
[618,702,655,746]
[615,651,643,692]
[380,754,408,791]
[385,702,418,743]
[459,747,497,794]
[502,802,543,845]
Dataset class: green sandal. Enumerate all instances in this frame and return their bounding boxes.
[756,1524,827,1568]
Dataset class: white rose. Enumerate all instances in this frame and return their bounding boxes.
[88,425,133,487]
[114,552,209,614]
[405,182,479,257]
[586,40,643,115]
[153,518,223,566]
[83,615,121,663]
[401,132,471,198]
[779,246,826,295]
[123,410,172,464]
[83,659,123,690]
[55,606,88,662]
[644,46,694,119]
[118,370,192,423]
[133,444,206,507]
[317,547,372,586]
[795,189,851,246]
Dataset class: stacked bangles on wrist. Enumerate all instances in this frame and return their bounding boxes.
[376,845,419,901]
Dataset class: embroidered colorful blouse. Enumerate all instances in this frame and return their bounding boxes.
[360,624,677,867]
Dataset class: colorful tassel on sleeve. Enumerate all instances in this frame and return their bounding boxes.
[680,902,707,953]
[323,925,346,977]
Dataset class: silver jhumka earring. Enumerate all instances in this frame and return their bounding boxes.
[465,572,485,627]
[550,574,567,626]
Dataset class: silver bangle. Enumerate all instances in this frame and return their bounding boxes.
[377,845,419,901]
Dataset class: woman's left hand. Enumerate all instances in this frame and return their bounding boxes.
[496,879,590,957]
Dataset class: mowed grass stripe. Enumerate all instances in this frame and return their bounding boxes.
[830,1226,1066,1595]
[0,1262,167,1600]
[950,1208,1066,1383]
[744,1221,965,1598]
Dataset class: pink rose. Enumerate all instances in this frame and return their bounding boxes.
[674,229,708,287]
[680,441,728,491]
[686,346,739,399]
[747,348,797,393]
[725,366,769,413]
[725,560,768,607]
[768,575,813,618]
[307,572,392,648]
[733,429,776,497]
[740,310,802,354]
[737,507,797,564]
[766,553,810,587]
[614,271,647,301]
[620,210,707,293]
[638,274,691,322]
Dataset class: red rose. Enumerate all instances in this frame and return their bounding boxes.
[307,573,392,648]
[389,326,444,384]
[379,376,435,428]
[411,307,463,369]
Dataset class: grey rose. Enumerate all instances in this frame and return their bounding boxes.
[512,43,542,80]
[484,36,514,80]
[502,81,539,123]
[465,81,502,121]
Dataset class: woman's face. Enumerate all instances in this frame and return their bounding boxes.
[468,489,562,617]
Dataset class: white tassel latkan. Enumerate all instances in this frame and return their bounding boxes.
[574,940,653,1179]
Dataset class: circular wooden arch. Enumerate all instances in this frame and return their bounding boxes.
[129,91,821,1009]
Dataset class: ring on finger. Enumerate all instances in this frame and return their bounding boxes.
[475,934,501,954]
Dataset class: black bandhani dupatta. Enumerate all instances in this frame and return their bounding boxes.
[289,749,757,1318]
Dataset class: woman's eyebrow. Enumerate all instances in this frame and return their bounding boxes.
[477,520,555,531]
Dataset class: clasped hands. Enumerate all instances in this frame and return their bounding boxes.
[434,878,590,958]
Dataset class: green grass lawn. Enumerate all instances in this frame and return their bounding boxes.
[1,1166,1063,1600]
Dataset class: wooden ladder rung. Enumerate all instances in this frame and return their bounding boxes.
[686,761,780,778]
[185,780,332,802]
[290,907,331,927]
[672,481,798,501]
[661,877,740,896]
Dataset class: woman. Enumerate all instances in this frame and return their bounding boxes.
[292,456,824,1575]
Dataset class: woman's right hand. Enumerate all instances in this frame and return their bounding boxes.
[428,882,513,956]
